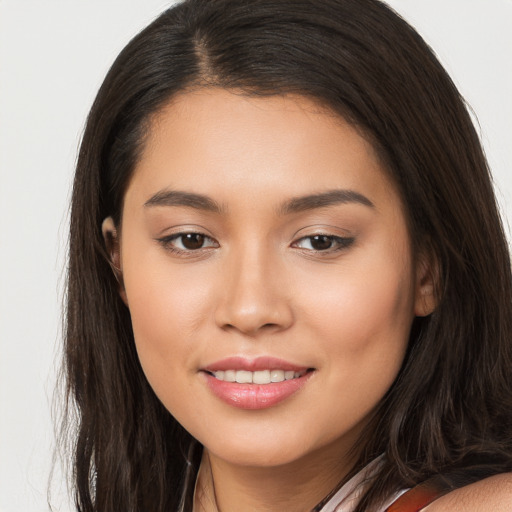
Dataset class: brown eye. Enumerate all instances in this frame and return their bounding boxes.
[157,232,219,253]
[181,233,206,250]
[293,234,355,253]
[310,235,334,251]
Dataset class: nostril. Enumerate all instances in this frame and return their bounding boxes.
[220,321,281,337]
[214,296,294,335]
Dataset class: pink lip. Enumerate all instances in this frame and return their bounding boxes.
[203,356,309,373]
[201,357,314,410]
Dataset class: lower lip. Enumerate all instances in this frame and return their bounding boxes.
[203,371,313,410]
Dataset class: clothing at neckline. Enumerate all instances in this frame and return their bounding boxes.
[188,442,507,512]
[316,456,407,512]
[317,455,506,512]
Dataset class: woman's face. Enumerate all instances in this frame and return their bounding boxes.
[114,89,432,469]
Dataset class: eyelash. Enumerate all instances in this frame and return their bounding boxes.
[157,232,219,254]
[156,232,354,255]
[292,234,355,253]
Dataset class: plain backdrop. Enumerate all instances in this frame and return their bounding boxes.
[0,1,511,511]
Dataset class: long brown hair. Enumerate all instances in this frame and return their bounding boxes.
[63,1,512,510]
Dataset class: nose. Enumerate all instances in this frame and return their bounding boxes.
[214,244,294,337]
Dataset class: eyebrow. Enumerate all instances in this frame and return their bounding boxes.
[144,188,374,214]
[279,189,374,214]
[144,189,224,213]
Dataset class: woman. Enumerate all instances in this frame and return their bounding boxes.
[63,0,512,510]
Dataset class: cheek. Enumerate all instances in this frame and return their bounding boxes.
[299,246,415,379]
[297,261,414,432]
[308,260,412,326]
[128,273,208,338]
[120,247,215,384]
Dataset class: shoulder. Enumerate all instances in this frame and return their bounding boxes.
[423,473,512,511]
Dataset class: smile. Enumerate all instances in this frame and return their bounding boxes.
[202,357,315,409]
[210,369,306,384]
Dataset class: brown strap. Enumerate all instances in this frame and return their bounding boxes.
[384,475,453,512]
[385,464,505,512]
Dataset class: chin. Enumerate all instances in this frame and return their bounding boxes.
[208,442,307,468]
[192,424,298,465]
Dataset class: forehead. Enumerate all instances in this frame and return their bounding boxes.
[125,88,403,215]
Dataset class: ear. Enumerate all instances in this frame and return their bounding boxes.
[101,217,128,305]
[414,250,439,317]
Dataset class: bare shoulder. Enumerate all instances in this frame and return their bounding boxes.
[424,473,512,511]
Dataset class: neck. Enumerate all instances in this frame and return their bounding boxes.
[194,439,360,512]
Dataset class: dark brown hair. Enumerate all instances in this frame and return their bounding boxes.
[63,0,512,510]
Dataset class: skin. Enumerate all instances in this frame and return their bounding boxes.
[105,88,438,511]
[425,474,512,511]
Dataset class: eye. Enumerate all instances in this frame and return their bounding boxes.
[157,232,219,252]
[293,234,354,252]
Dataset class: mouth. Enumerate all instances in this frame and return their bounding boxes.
[201,357,316,409]
[205,368,312,384]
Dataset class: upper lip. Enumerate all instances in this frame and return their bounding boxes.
[202,356,311,373]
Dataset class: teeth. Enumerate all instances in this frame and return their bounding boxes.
[271,370,284,382]
[253,370,271,384]
[235,370,252,383]
[212,369,305,384]
[224,370,236,382]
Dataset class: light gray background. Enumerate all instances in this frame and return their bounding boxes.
[0,1,511,511]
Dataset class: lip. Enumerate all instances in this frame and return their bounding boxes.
[201,357,314,410]
[203,356,309,373]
